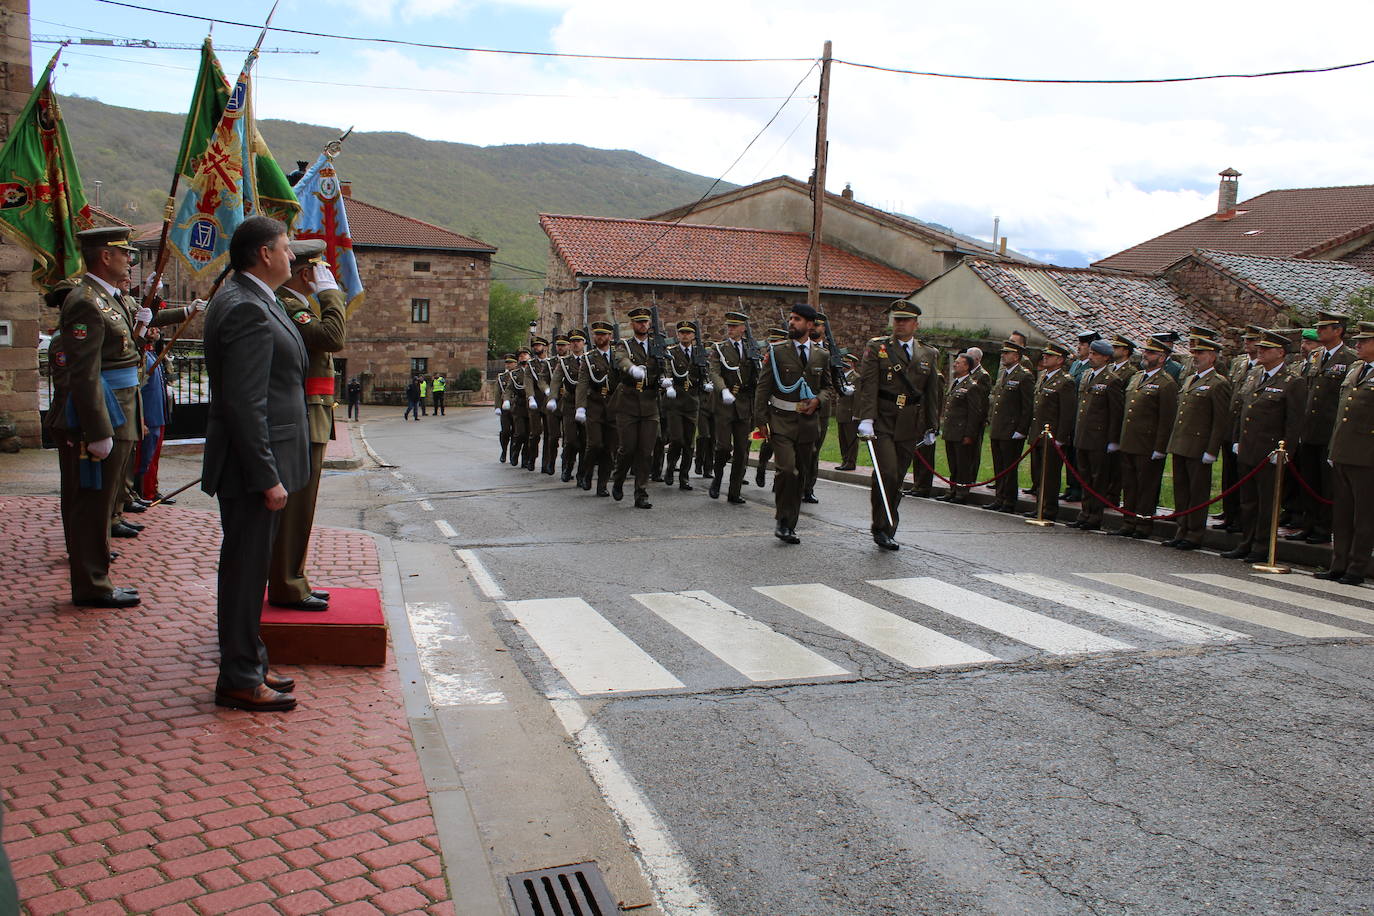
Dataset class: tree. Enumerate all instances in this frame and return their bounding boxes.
[488,281,538,359]
[1316,287,1374,323]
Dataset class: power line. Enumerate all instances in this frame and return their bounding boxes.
[832,56,1374,85]
[749,97,817,183]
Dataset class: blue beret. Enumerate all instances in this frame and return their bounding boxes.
[1089,339,1114,356]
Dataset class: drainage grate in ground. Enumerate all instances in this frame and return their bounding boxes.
[507,861,619,916]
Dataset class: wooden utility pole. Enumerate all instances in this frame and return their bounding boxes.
[807,40,832,310]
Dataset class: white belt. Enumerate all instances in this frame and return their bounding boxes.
[770,396,800,412]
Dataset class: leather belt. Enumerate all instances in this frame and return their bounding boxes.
[769,396,800,412]
[879,390,915,407]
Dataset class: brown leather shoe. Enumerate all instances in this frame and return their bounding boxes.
[215,684,297,711]
[263,672,296,692]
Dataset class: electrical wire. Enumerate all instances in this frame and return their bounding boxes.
[749,97,817,183]
[832,56,1374,84]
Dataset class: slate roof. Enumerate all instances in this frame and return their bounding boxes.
[1094,184,1374,273]
[1179,249,1374,317]
[961,259,1222,346]
[539,213,922,295]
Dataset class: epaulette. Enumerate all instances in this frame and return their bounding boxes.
[870,336,886,343]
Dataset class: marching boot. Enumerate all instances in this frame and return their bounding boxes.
[650,440,665,482]
[499,446,507,463]
[679,448,694,491]
[509,439,524,466]
[663,444,681,488]
[709,454,726,499]
[634,489,653,509]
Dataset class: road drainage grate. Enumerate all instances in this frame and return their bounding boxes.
[507,861,617,916]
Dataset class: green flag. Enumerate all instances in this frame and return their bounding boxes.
[175,38,230,179]
[253,130,299,227]
[0,52,93,292]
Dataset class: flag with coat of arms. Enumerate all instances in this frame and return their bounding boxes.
[291,151,364,312]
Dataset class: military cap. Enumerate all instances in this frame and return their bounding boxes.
[1188,337,1223,352]
[1256,329,1290,349]
[1142,336,1171,354]
[530,335,549,347]
[516,345,531,355]
[626,306,652,320]
[1301,328,1319,341]
[1276,328,1303,347]
[1243,324,1266,340]
[889,299,921,318]
[502,353,517,363]
[289,238,327,262]
[790,302,819,321]
[1350,321,1374,341]
[814,312,828,324]
[767,327,787,342]
[1090,339,1115,356]
[1151,331,1181,344]
[724,311,748,325]
[568,328,587,341]
[675,320,697,332]
[1315,310,1349,328]
[1001,340,1026,354]
[78,226,137,252]
[1043,341,1073,359]
[1110,334,1135,351]
[1189,324,1219,340]
[1075,329,1101,343]
[554,333,570,344]
[590,320,614,333]
[842,352,859,364]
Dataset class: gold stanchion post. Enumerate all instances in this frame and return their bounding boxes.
[1025,425,1054,527]
[1252,440,1291,574]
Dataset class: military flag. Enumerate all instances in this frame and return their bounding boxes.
[175,39,230,180]
[0,51,94,291]
[292,150,364,311]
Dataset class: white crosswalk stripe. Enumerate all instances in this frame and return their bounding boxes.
[756,583,999,669]
[1255,572,1374,603]
[980,573,1246,644]
[633,591,850,682]
[1177,574,1374,627]
[505,597,685,695]
[1080,574,1365,639]
[870,577,1134,655]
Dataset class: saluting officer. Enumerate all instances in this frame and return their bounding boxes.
[938,352,988,504]
[1024,342,1078,519]
[662,320,706,491]
[1291,310,1355,545]
[574,321,619,495]
[708,311,759,504]
[556,330,585,483]
[612,307,661,508]
[1069,339,1124,532]
[496,354,517,463]
[1222,329,1307,561]
[834,352,861,471]
[1115,337,1179,539]
[268,238,347,612]
[1320,321,1374,585]
[755,303,832,544]
[855,300,942,550]
[1164,336,1231,550]
[984,340,1034,513]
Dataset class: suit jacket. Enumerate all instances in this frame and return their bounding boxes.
[855,335,942,442]
[1031,368,1077,443]
[987,362,1034,440]
[1238,363,1306,466]
[1300,343,1357,446]
[941,373,988,442]
[1330,361,1374,467]
[1168,368,1231,460]
[202,273,309,497]
[1075,367,1125,450]
[1119,369,1178,456]
[754,339,831,443]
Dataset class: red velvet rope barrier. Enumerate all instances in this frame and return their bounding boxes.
[1052,439,1274,521]
[1286,459,1336,506]
[910,433,1043,489]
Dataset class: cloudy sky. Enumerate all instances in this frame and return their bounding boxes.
[35,0,1374,266]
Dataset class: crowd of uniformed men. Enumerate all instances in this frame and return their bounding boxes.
[495,299,1374,582]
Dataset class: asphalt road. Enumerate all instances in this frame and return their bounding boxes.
[358,406,1374,916]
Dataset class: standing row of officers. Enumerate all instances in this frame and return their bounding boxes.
[493,299,1374,580]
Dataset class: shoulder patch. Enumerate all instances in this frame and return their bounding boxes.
[294,311,313,324]
[72,324,87,340]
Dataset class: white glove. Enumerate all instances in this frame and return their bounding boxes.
[1151,451,1165,461]
[922,431,937,447]
[544,387,551,397]
[630,365,647,381]
[1202,452,1216,464]
[1328,457,1335,467]
[547,398,557,411]
[575,407,587,423]
[704,382,715,393]
[188,298,206,316]
[134,306,153,326]
[721,389,736,405]
[494,407,502,416]
[1106,443,1120,453]
[309,263,339,293]
[842,385,856,396]
[857,419,875,439]
[87,437,113,459]
[141,273,162,298]
[666,386,677,399]
[659,377,673,390]
[502,399,511,411]
[1231,443,1239,455]
[1012,431,1025,440]
[528,397,537,410]
[1269,452,1280,465]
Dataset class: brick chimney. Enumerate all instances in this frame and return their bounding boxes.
[841,183,853,200]
[340,179,353,198]
[1216,168,1240,217]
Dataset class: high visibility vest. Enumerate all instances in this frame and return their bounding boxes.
[420,381,428,396]
[433,376,446,392]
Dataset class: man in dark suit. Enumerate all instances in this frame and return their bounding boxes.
[202,217,309,712]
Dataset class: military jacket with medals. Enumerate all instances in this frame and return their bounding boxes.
[856,335,942,442]
[1030,368,1077,444]
[576,345,619,417]
[754,339,832,444]
[1300,342,1357,446]
[1074,367,1125,450]
[987,362,1034,440]
[1330,361,1374,467]
[51,275,143,443]
[1168,368,1231,460]
[1238,362,1306,465]
[280,286,347,445]
[708,336,759,422]
[1119,368,1179,456]
[941,372,988,442]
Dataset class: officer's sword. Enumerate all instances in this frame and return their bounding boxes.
[864,437,895,530]
[145,477,202,509]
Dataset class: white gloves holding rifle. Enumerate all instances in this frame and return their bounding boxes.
[630,365,647,381]
[857,419,875,439]
[575,407,587,423]
[721,389,735,406]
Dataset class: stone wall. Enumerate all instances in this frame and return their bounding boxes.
[1162,259,1284,331]
[0,0,34,448]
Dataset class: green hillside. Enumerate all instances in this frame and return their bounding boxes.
[58,94,733,285]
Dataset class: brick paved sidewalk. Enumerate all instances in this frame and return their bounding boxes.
[0,496,454,915]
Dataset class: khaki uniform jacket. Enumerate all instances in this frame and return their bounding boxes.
[834,367,859,423]
[1109,360,1138,388]
[941,373,988,442]
[507,364,529,418]
[855,336,942,441]
[552,353,579,405]
[1228,358,1259,440]
[1074,368,1125,450]
[1168,368,1232,459]
[1300,343,1357,446]
[575,347,618,422]
[1238,363,1306,466]
[664,343,706,414]
[612,337,660,419]
[281,287,346,444]
[1031,368,1077,443]
[754,340,831,442]
[1119,369,1179,456]
[1330,362,1374,467]
[709,337,759,424]
[524,356,554,410]
[52,276,143,443]
[987,363,1034,440]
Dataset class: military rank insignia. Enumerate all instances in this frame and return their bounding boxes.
[295,313,312,325]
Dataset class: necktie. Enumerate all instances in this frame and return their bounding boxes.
[1360,364,1372,385]
[736,340,743,361]
[799,343,808,361]
[903,342,911,361]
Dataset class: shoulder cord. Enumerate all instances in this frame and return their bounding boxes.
[583,351,608,386]
[770,342,815,399]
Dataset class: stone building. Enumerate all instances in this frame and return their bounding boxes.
[1161,249,1374,330]
[0,0,33,447]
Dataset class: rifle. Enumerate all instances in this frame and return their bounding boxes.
[820,313,847,391]
[647,303,670,365]
[691,319,709,371]
[739,298,763,368]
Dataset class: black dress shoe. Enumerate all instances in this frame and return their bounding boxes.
[269,596,329,612]
[982,502,1005,511]
[214,684,296,712]
[774,524,800,545]
[1219,546,1251,559]
[1161,538,1183,548]
[1077,523,1101,532]
[911,490,932,499]
[1338,575,1366,586]
[1108,528,1133,537]
[264,672,295,692]
[596,486,609,497]
[1129,531,1149,540]
[679,478,694,491]
[562,470,573,483]
[836,464,856,471]
[310,590,330,601]
[1283,530,1310,542]
[754,469,766,488]
[708,480,721,499]
[121,519,146,531]
[612,482,624,502]
[1175,541,1199,551]
[123,500,147,514]
[75,589,141,608]
[934,494,954,502]
[802,493,819,504]
[111,522,140,538]
[109,551,119,561]
[156,495,176,505]
[1023,488,1038,495]
[663,474,676,488]
[1314,568,1345,580]
[1305,532,1332,545]
[727,495,746,505]
[634,493,652,509]
[872,530,899,551]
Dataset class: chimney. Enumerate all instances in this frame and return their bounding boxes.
[340,179,353,198]
[1216,167,1240,216]
[841,183,853,200]
[999,236,1008,256]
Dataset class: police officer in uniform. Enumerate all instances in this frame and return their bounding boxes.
[856,301,942,549]
[1024,342,1078,520]
[1164,336,1231,550]
[834,352,861,470]
[1320,321,1374,585]
[267,239,346,612]
[496,354,517,462]
[984,340,1034,513]
[1115,336,1178,539]
[708,311,759,504]
[662,320,706,490]
[574,321,619,495]
[755,303,832,544]
[1291,310,1355,544]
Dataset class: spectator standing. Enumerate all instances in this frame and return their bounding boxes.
[137,328,171,502]
[346,376,362,420]
[432,372,446,415]
[404,376,422,421]
[419,375,429,415]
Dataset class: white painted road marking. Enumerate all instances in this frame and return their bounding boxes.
[507,597,685,695]
[1178,573,1374,627]
[633,591,849,682]
[435,519,457,538]
[871,577,1134,655]
[1080,574,1364,639]
[981,573,1246,644]
[404,602,506,706]
[454,548,504,600]
[418,499,433,511]
[1256,572,1374,603]
[756,583,999,669]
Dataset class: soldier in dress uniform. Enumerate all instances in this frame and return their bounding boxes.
[755,303,832,544]
[574,321,619,495]
[1164,336,1231,550]
[855,301,942,549]
[1102,334,1137,507]
[694,330,716,478]
[509,347,531,467]
[798,313,837,504]
[938,352,988,504]
[1290,310,1355,545]
[1221,329,1307,561]
[1114,336,1179,539]
[708,311,759,504]
[754,326,788,490]
[1150,333,1186,382]
[662,320,706,491]
[1319,321,1374,585]
[268,239,347,612]
[1216,325,1265,532]
[496,354,517,462]
[1059,330,1099,503]
[524,336,555,474]
[1069,339,1124,532]
[539,333,566,477]
[984,340,1034,513]
[1008,331,1035,374]
[834,352,861,471]
[1024,342,1078,520]
[556,330,585,483]
[611,307,661,508]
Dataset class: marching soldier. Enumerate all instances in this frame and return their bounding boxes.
[524,335,554,474]
[834,352,861,470]
[612,307,661,508]
[708,311,759,504]
[268,239,347,612]
[1164,337,1231,550]
[694,331,716,479]
[1290,310,1355,545]
[496,354,517,462]
[556,330,585,483]
[754,326,788,490]
[1320,321,1374,585]
[1114,337,1179,539]
[540,334,568,477]
[984,340,1034,513]
[574,321,619,495]
[1070,339,1124,531]
[938,352,988,504]
[509,347,531,467]
[662,320,706,491]
[1216,325,1264,532]
[1221,329,1307,561]
[754,303,832,544]
[800,314,836,504]
[855,301,942,550]
[1024,342,1078,520]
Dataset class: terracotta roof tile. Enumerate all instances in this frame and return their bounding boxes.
[1186,249,1374,317]
[540,213,921,296]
